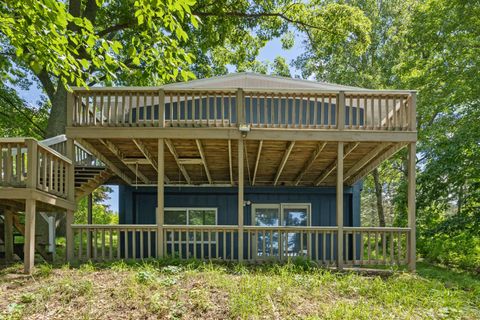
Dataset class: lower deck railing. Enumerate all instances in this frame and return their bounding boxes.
[71,225,411,267]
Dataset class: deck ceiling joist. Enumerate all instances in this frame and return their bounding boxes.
[74,138,407,187]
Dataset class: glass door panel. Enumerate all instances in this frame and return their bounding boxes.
[252,204,310,259]
[253,206,279,258]
[282,205,310,258]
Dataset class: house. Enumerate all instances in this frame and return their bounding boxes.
[0,73,417,273]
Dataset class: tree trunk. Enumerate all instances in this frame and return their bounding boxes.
[46,84,68,137]
[372,168,386,227]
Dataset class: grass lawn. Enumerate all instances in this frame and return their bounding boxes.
[0,260,479,319]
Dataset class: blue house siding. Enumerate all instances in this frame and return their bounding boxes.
[130,97,364,127]
[119,184,362,260]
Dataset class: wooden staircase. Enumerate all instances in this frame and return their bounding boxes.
[40,135,112,199]
[0,135,110,261]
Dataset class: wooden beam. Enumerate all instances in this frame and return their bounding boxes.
[76,138,133,185]
[4,210,14,262]
[100,139,149,184]
[164,139,191,184]
[336,142,344,270]
[315,142,359,186]
[66,209,74,263]
[228,140,233,185]
[346,143,406,185]
[294,142,327,185]
[66,127,418,143]
[157,138,165,258]
[24,199,36,274]
[132,139,170,184]
[343,143,390,182]
[407,142,416,271]
[244,140,251,185]
[252,140,263,186]
[195,139,212,184]
[238,138,244,262]
[273,141,295,186]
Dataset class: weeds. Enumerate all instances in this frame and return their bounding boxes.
[0,260,479,319]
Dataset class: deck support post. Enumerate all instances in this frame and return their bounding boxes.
[87,193,93,259]
[4,210,14,262]
[66,210,74,262]
[336,142,344,270]
[238,138,244,262]
[157,138,165,258]
[407,143,416,271]
[66,137,76,263]
[408,92,416,272]
[24,199,36,273]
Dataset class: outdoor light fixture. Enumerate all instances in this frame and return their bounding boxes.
[239,124,251,137]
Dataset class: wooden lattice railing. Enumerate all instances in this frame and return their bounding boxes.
[69,88,415,131]
[71,224,411,267]
[0,138,73,199]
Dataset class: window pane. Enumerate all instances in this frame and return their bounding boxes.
[189,209,216,225]
[164,210,187,225]
[254,208,280,226]
[284,208,308,226]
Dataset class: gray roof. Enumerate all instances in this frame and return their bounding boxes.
[161,72,369,91]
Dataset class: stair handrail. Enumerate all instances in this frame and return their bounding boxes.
[40,135,103,167]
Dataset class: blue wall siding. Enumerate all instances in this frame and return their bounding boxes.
[130,98,364,126]
[119,185,362,260]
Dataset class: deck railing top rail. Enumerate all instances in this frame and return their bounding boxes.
[69,88,416,131]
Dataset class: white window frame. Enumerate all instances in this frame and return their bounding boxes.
[164,207,218,244]
[164,207,218,226]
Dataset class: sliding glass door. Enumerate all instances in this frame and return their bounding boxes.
[252,203,310,259]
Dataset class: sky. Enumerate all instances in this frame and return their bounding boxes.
[16,35,306,214]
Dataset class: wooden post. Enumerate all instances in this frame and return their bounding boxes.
[337,91,345,130]
[87,193,93,259]
[65,138,76,263]
[409,92,417,131]
[157,138,165,258]
[66,92,74,128]
[238,138,244,262]
[336,142,344,270]
[26,139,38,189]
[66,210,74,262]
[24,199,36,273]
[408,91,416,271]
[158,89,165,128]
[407,143,416,271]
[4,210,14,262]
[236,88,245,125]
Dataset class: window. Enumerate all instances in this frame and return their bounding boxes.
[164,208,217,243]
[164,208,217,226]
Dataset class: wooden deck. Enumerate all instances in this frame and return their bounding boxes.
[66,88,417,187]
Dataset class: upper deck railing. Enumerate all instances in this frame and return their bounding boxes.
[69,88,416,131]
[0,138,73,199]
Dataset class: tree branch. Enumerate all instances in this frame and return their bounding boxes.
[97,10,340,37]
[0,91,46,138]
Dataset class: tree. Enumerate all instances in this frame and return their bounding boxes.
[295,0,416,227]
[1,0,371,137]
[0,84,48,138]
[397,0,480,270]
[74,186,118,224]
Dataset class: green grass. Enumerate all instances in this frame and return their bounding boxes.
[0,260,479,319]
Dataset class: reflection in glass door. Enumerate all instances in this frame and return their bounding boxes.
[252,204,310,259]
[253,205,280,258]
[282,205,309,257]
